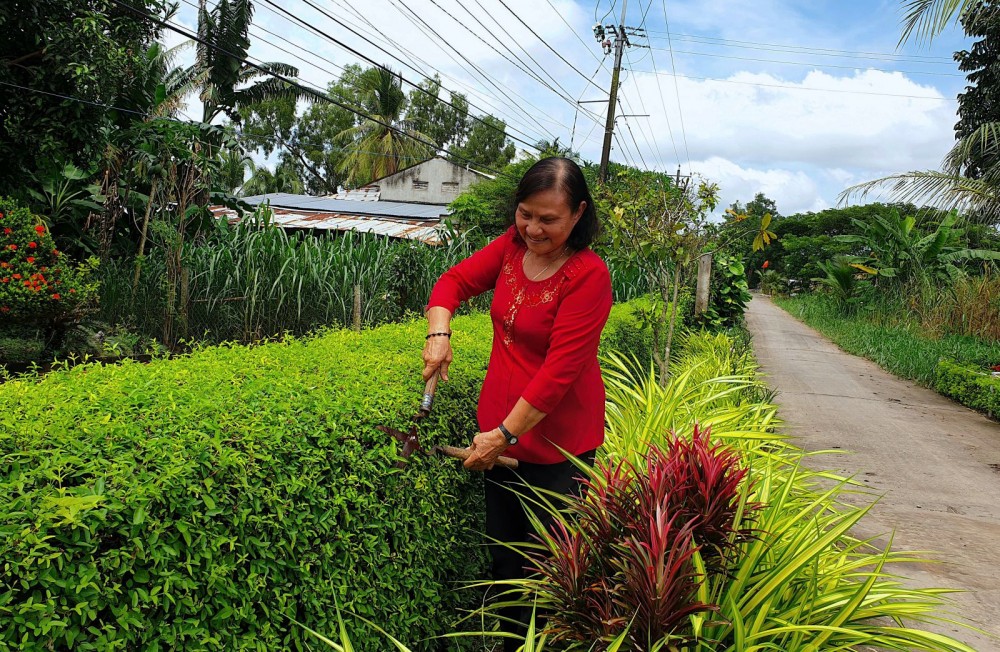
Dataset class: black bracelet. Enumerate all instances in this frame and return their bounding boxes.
[426,331,451,339]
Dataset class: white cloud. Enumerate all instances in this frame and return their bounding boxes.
[620,69,957,173]
[693,156,827,215]
[164,0,968,214]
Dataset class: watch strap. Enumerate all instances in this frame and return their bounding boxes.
[497,423,517,444]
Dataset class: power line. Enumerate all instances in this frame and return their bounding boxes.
[631,68,960,100]
[327,0,563,144]
[644,31,681,166]
[0,80,506,191]
[426,0,606,127]
[650,46,966,77]
[596,0,617,23]
[660,0,692,172]
[620,53,666,170]
[646,31,957,64]
[255,0,543,152]
[1,80,158,118]
[387,0,580,139]
[621,0,668,170]
[495,0,611,96]
[430,0,589,113]
[110,0,520,179]
[545,0,680,166]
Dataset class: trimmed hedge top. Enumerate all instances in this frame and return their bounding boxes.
[0,303,648,650]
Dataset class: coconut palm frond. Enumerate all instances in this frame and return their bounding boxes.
[899,0,978,45]
[944,121,1000,173]
[840,170,1000,224]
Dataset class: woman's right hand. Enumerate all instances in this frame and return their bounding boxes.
[423,335,453,381]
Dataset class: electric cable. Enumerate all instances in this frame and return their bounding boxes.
[644,34,681,166]
[621,51,667,170]
[661,0,692,172]
[649,46,965,77]
[427,0,590,113]
[495,0,611,95]
[630,68,959,100]
[646,31,956,64]
[108,0,520,179]
[329,0,564,141]
[256,0,544,151]
[1,80,510,192]
[388,0,581,135]
[597,0,617,23]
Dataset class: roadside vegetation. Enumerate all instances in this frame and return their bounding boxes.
[1,0,993,650]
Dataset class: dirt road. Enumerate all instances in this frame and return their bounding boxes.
[745,293,1000,651]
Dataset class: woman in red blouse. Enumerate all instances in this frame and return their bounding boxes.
[424,157,612,649]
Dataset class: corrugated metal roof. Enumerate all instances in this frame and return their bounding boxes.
[211,205,444,245]
[328,187,381,201]
[240,193,447,219]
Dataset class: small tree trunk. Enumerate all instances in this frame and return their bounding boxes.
[662,264,683,387]
[179,266,190,342]
[132,177,158,299]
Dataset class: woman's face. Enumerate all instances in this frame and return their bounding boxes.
[515,187,585,257]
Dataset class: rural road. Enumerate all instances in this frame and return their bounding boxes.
[745,294,1000,651]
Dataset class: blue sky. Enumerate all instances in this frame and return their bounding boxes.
[170,0,975,215]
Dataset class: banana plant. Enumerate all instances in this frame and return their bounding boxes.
[835,209,1000,286]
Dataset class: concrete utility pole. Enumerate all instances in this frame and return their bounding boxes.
[598,0,629,183]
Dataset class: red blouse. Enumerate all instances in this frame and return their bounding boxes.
[428,227,613,464]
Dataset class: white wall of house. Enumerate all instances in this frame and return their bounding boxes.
[374,158,484,205]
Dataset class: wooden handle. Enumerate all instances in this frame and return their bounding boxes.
[438,445,519,470]
[419,372,440,415]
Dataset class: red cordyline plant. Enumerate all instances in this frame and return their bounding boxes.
[523,425,756,650]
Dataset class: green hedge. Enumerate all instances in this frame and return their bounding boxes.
[0,303,648,650]
[933,358,1000,420]
[600,297,655,364]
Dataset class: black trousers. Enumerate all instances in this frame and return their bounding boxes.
[484,450,596,652]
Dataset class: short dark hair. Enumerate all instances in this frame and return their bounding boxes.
[512,157,599,250]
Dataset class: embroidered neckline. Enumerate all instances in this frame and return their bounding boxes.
[501,247,573,347]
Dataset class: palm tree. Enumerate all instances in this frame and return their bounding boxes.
[842,2,1000,222]
[241,157,305,196]
[899,0,996,44]
[194,0,303,124]
[841,122,1000,224]
[217,146,257,195]
[336,67,434,186]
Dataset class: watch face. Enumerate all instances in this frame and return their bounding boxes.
[508,436,518,446]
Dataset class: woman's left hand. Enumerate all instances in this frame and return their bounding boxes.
[464,429,509,471]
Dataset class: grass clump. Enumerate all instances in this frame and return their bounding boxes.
[774,291,1000,386]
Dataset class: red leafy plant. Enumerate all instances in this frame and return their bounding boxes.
[523,425,755,650]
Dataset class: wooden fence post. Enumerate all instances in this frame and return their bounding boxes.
[695,252,713,315]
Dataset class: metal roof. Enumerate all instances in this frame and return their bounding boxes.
[328,187,381,201]
[240,193,447,220]
[211,205,444,245]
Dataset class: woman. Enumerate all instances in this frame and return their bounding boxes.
[423,157,612,649]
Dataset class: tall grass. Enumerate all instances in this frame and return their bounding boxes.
[775,290,1000,385]
[99,216,649,345]
[920,273,1000,341]
[98,218,484,344]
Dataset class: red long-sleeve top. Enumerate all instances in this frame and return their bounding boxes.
[428,227,613,464]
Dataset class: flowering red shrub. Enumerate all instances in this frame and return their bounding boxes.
[0,197,98,324]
